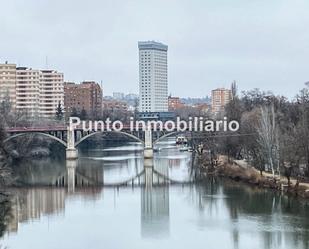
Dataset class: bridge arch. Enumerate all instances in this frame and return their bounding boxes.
[75,130,144,147]
[4,132,67,147]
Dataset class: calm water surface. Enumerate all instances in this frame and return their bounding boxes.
[1,136,309,249]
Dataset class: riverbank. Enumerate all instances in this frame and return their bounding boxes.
[201,155,309,199]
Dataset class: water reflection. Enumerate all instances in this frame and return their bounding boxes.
[154,137,194,183]
[220,180,309,249]
[78,143,144,185]
[10,137,193,187]
[0,198,11,238]
[141,166,170,238]
[6,188,65,233]
[2,181,309,249]
[2,137,309,249]
[67,161,76,193]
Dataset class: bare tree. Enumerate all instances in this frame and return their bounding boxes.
[0,118,12,187]
[296,89,309,176]
[256,105,279,178]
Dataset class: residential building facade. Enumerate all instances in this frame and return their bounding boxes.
[211,88,232,113]
[168,96,184,111]
[102,99,128,112]
[0,62,16,110]
[39,70,64,118]
[0,62,64,118]
[193,103,211,115]
[64,81,102,117]
[16,67,40,117]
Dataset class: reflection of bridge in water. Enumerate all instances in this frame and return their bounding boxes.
[7,163,173,239]
[4,127,194,238]
[6,148,193,238]
[56,156,193,192]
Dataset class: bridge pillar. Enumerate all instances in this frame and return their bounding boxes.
[144,129,153,159]
[66,127,78,160]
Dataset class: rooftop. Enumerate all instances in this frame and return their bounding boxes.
[138,41,168,51]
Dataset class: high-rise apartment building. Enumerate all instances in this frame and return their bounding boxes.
[211,88,232,113]
[64,81,102,117]
[39,70,64,118]
[0,62,64,118]
[138,41,168,112]
[16,67,40,116]
[0,62,17,109]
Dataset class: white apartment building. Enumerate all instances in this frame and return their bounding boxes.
[138,41,168,112]
[16,67,40,116]
[0,62,17,109]
[39,70,64,118]
[0,62,64,118]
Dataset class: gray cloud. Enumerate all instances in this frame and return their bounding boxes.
[1,0,308,98]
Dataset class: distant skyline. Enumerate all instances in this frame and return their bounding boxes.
[1,0,309,98]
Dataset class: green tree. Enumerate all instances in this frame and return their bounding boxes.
[80,108,87,120]
[55,101,63,120]
[0,90,12,124]
[231,80,237,99]
[71,107,78,117]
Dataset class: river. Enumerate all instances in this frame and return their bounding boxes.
[0,135,309,249]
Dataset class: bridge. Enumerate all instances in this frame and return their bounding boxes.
[5,124,189,160]
[4,124,196,191]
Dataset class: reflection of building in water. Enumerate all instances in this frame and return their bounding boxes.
[169,159,180,167]
[7,188,65,233]
[141,185,170,238]
[153,157,169,179]
[76,159,104,186]
[154,148,194,182]
[141,166,170,238]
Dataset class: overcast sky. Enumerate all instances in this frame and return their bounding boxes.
[1,0,309,98]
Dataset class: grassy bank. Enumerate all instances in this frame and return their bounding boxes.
[202,155,309,199]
